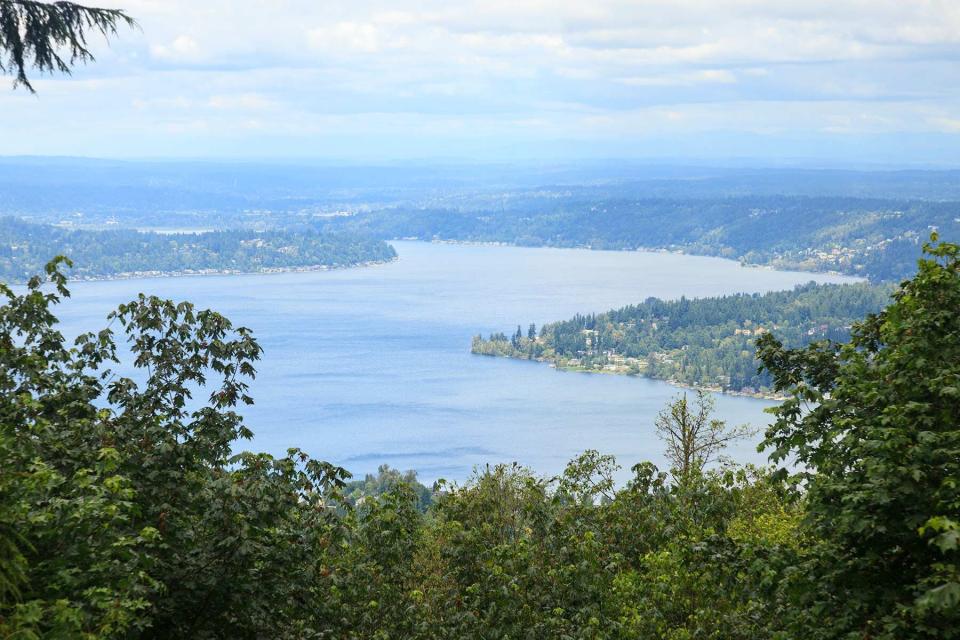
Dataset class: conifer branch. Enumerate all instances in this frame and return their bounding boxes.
[0,0,135,92]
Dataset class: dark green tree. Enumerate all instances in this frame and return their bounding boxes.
[758,236,960,639]
[0,0,135,91]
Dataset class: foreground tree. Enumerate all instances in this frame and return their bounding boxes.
[758,236,960,639]
[0,259,349,637]
[654,389,754,480]
[0,0,135,91]
[3,240,958,638]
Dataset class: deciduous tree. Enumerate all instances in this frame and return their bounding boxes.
[654,389,754,480]
[758,236,960,639]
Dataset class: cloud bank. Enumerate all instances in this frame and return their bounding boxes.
[1,0,958,163]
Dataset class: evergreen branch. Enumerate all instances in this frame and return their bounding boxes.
[0,0,136,92]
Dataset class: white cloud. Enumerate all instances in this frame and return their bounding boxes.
[150,35,201,62]
[105,0,960,72]
[307,22,388,54]
[1,0,959,160]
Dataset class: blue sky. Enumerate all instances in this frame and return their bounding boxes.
[1,0,959,165]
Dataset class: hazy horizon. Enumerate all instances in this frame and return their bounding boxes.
[3,153,960,172]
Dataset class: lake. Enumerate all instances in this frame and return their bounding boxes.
[52,242,860,483]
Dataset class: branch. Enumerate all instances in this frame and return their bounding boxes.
[0,0,136,92]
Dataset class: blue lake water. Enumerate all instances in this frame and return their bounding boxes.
[52,242,859,483]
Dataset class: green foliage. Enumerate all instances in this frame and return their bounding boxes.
[0,217,397,282]
[3,242,959,638]
[343,464,434,512]
[0,256,155,636]
[475,281,891,394]
[758,236,960,638]
[325,195,959,282]
[0,0,135,92]
[0,257,351,637]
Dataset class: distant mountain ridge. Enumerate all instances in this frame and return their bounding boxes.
[2,158,958,282]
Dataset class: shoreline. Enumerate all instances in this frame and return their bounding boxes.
[405,237,862,282]
[548,360,787,401]
[12,238,834,402]
[474,351,786,401]
[30,239,857,286]
[37,256,399,284]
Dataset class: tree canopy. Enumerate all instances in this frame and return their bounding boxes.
[0,217,398,282]
[473,281,891,393]
[1,242,958,637]
[758,235,960,638]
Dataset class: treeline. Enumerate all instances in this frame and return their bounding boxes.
[2,243,958,638]
[474,282,892,394]
[0,217,396,282]
[323,195,960,282]
[7,160,958,283]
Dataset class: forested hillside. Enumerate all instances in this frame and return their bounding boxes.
[2,242,958,638]
[4,158,958,284]
[473,282,892,394]
[325,195,959,282]
[0,217,396,282]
